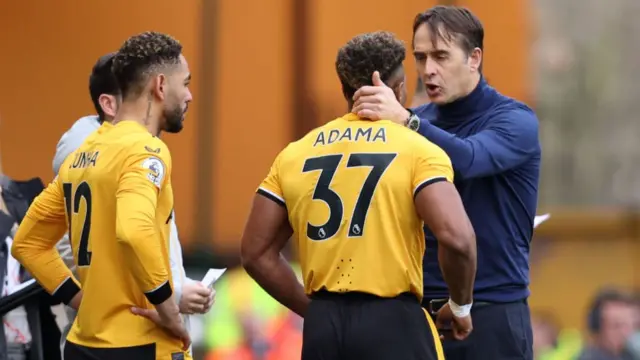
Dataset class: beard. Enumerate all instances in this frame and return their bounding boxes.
[163,103,185,133]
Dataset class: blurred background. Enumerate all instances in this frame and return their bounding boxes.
[0,0,639,359]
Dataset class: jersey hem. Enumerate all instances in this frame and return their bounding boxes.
[256,188,285,207]
[413,177,447,198]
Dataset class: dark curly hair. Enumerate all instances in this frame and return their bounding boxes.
[112,31,183,98]
[336,31,406,99]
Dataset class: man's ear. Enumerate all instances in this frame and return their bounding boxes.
[393,80,407,106]
[98,94,118,119]
[394,80,405,95]
[151,74,168,101]
[469,47,482,73]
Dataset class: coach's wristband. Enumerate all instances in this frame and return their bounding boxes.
[448,298,472,318]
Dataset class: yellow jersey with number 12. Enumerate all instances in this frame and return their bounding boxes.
[257,113,453,301]
[13,120,189,359]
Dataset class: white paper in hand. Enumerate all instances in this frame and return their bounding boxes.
[534,213,551,228]
[201,268,227,289]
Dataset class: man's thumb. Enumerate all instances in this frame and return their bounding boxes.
[372,71,386,87]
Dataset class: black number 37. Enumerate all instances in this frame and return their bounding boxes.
[302,153,396,241]
[63,182,93,266]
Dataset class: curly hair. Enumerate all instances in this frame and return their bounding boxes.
[112,31,183,98]
[336,31,406,99]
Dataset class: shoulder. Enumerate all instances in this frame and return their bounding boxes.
[301,119,342,142]
[391,123,445,153]
[53,116,102,175]
[412,103,438,119]
[58,115,102,148]
[410,135,450,163]
[491,95,538,129]
[271,141,300,170]
[386,125,451,166]
[268,122,338,173]
[124,137,172,186]
[69,115,102,132]
[128,136,171,163]
[280,121,337,159]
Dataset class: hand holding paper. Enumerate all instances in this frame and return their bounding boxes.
[201,268,227,289]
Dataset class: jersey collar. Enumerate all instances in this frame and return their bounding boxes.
[342,113,362,121]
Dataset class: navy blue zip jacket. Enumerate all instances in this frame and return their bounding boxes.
[414,78,540,303]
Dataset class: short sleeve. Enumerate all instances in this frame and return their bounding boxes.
[256,150,286,207]
[412,140,454,198]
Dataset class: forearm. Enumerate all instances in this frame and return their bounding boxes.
[12,217,80,304]
[116,216,172,304]
[156,296,182,321]
[243,252,309,317]
[20,249,81,304]
[117,232,172,304]
[438,240,476,305]
[56,235,77,274]
[116,185,172,303]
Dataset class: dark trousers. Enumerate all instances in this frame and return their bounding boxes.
[64,341,156,360]
[303,291,442,360]
[426,299,533,360]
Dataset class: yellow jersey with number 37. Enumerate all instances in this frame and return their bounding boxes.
[12,120,190,359]
[257,113,453,301]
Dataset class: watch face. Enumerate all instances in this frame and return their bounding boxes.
[408,116,420,131]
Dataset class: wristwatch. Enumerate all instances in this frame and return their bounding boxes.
[405,109,420,132]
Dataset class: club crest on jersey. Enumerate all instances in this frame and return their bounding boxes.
[142,157,165,189]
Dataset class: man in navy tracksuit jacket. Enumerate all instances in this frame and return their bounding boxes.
[351,6,540,360]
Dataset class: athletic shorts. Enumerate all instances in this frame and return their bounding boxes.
[302,291,444,360]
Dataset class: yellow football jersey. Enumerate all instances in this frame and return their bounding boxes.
[258,113,454,301]
[12,121,189,359]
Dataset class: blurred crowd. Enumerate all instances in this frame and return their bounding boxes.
[532,288,640,360]
[196,266,640,360]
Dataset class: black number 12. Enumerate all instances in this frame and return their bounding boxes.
[63,182,93,266]
[302,153,396,241]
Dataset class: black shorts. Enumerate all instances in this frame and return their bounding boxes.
[63,341,157,360]
[302,291,443,360]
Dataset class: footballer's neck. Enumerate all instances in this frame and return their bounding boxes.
[346,100,355,113]
[113,100,162,136]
